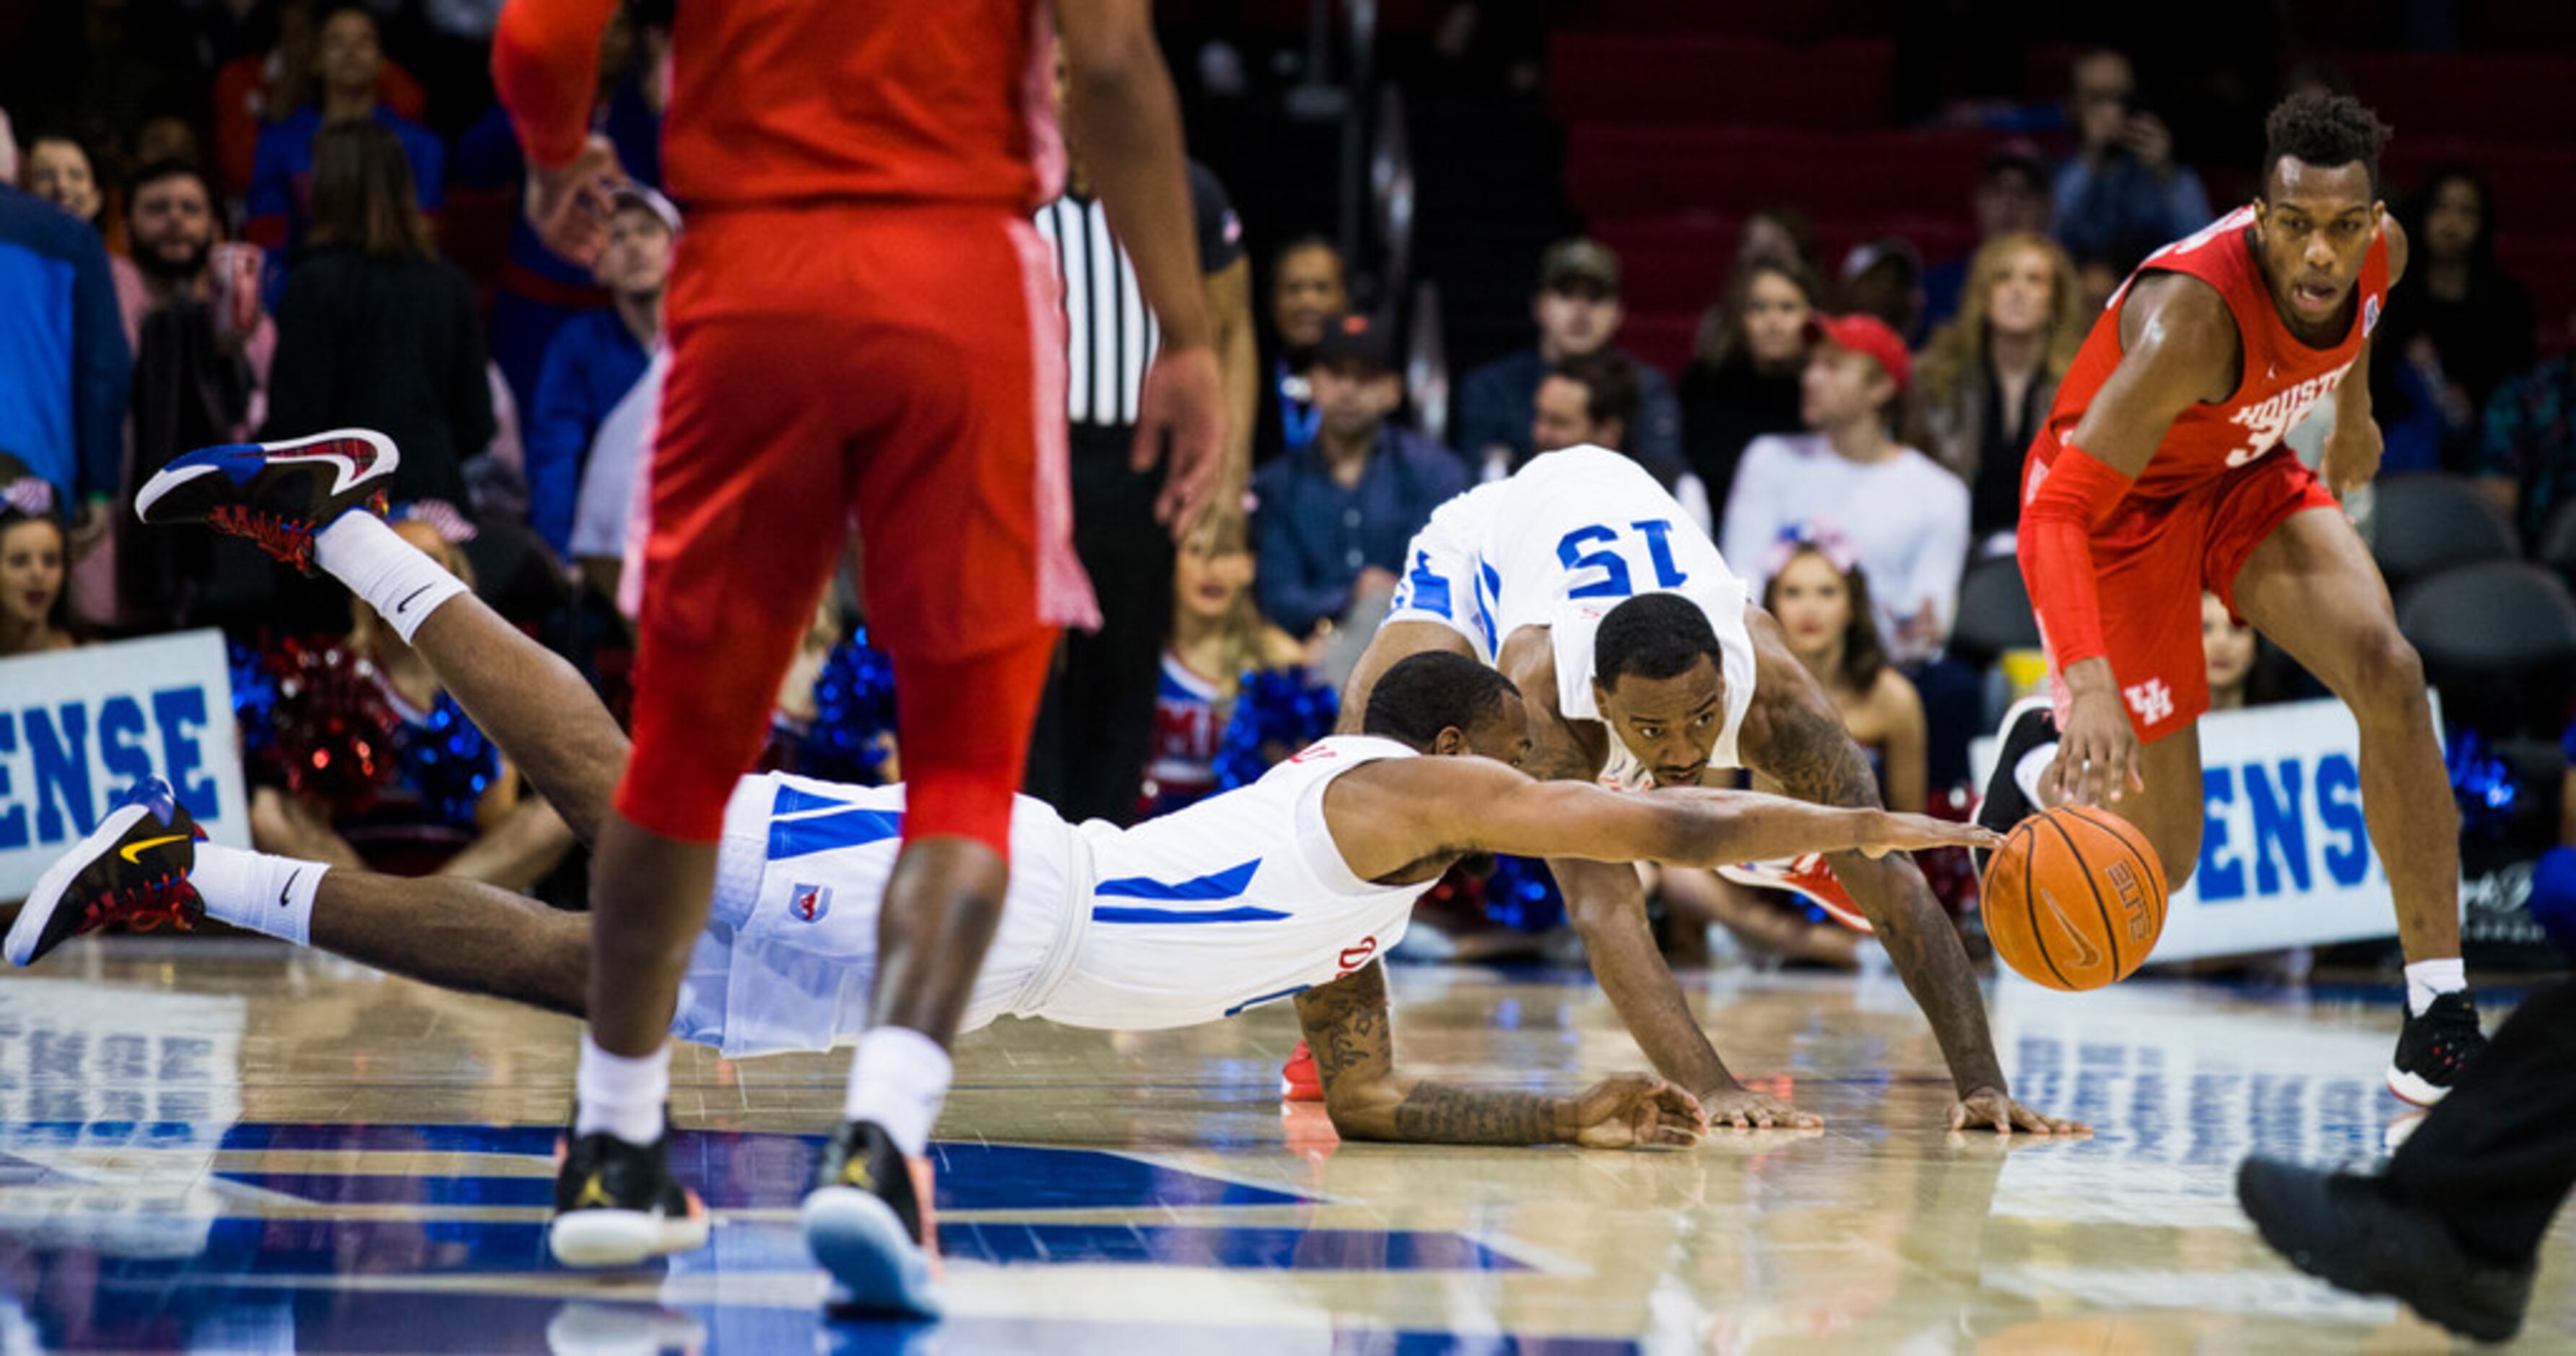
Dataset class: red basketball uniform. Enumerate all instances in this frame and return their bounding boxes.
[2019,206,2389,741]
[496,0,1094,848]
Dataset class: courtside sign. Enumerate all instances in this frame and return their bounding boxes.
[0,631,248,900]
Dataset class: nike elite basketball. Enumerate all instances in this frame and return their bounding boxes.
[1981,807,2170,991]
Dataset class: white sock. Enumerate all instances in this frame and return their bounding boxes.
[190,844,326,947]
[2405,958,2466,1016]
[844,1027,952,1159]
[575,1034,670,1147]
[2013,743,2060,808]
[314,513,467,646]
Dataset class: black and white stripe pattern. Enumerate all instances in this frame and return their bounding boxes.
[1034,194,1159,428]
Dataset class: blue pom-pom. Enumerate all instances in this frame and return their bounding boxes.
[2447,727,2523,842]
[800,630,900,785]
[1482,855,1565,932]
[2532,846,2576,959]
[1214,669,1337,790]
[392,692,500,827]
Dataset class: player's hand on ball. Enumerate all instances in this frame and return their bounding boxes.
[1860,812,2005,859]
[1948,1087,2089,1136]
[1698,1081,1821,1130]
[1136,344,1226,537]
[1570,1074,1704,1148]
[2045,675,2144,808]
[526,134,624,266]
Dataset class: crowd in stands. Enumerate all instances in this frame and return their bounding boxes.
[4,4,2572,969]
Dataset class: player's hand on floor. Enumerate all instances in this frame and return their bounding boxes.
[1697,1082,1822,1130]
[1135,343,1225,536]
[1947,1087,2090,1136]
[2044,684,2143,808]
[1571,1074,1704,1148]
[1861,812,2004,859]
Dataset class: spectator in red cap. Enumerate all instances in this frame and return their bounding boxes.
[1720,313,1967,666]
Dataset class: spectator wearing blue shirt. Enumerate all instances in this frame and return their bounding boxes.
[1252,315,1468,640]
[2053,49,2211,266]
[245,5,445,276]
[526,186,674,557]
[0,183,131,535]
[1453,237,1687,490]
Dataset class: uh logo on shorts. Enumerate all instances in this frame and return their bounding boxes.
[791,882,832,923]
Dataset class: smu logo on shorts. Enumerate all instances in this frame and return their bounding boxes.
[791,883,832,923]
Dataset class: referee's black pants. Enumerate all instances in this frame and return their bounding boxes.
[1024,422,1175,826]
[2383,978,2576,1264]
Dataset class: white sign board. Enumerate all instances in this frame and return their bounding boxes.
[0,630,248,901]
[1972,696,2423,966]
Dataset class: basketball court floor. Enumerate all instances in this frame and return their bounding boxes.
[0,939,2565,1353]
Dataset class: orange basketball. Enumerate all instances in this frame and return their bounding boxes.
[1980,805,2169,991]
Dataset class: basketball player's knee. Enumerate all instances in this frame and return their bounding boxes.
[2344,628,2427,717]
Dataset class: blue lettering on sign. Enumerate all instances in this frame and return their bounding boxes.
[25,705,93,845]
[2197,766,2245,902]
[0,713,21,851]
[2244,759,2311,895]
[2316,753,2368,887]
[153,687,218,817]
[99,697,153,801]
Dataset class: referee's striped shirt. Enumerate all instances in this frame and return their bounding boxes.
[1032,160,1243,430]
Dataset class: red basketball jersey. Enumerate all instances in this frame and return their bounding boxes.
[2035,206,2390,500]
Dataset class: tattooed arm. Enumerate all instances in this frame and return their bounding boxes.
[1738,612,2075,1133]
[1291,961,1701,1147]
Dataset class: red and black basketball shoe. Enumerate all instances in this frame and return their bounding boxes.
[135,428,399,573]
[6,777,204,968]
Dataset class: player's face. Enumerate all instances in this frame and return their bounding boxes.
[1769,553,1850,657]
[1985,244,2055,337]
[2201,593,2255,694]
[0,518,65,633]
[1595,654,1727,787]
[1273,247,1349,350]
[1456,700,1533,767]
[2255,158,2382,327]
[1535,284,1619,357]
[1531,375,1598,453]
[129,175,216,275]
[1741,270,1811,368]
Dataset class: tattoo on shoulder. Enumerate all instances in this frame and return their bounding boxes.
[1753,695,1883,809]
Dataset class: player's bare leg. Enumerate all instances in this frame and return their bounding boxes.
[2232,505,2482,1103]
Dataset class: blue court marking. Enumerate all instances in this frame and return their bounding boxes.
[768,808,905,859]
[1092,903,1290,925]
[1094,859,1261,900]
[206,1128,1309,1212]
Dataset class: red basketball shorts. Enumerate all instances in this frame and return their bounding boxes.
[2042,450,2338,743]
[612,204,1096,851]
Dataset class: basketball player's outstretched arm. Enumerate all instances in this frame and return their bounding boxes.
[1736,616,2086,1134]
[1292,961,1703,1148]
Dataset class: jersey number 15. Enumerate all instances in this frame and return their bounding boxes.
[1558,519,1689,599]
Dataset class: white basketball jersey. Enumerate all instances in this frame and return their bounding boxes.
[1042,735,1430,1030]
[1396,446,1759,778]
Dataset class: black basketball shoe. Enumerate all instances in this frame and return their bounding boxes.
[804,1119,941,1317]
[2237,1157,2531,1343]
[136,428,398,573]
[547,1119,709,1268]
[6,777,202,968]
[2388,990,2486,1106]
[1972,696,2060,876]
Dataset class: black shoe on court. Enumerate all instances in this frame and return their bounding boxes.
[2387,990,2486,1107]
[804,1119,941,1318]
[5,776,202,968]
[1972,696,2058,876]
[2237,1157,2531,1343]
[547,1121,709,1268]
[136,427,397,572]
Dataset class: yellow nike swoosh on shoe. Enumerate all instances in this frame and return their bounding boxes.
[840,1160,875,1192]
[118,835,190,864]
[574,1175,617,1209]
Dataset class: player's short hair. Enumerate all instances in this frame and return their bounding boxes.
[1593,592,1722,689]
[1363,651,1520,750]
[2263,93,2393,199]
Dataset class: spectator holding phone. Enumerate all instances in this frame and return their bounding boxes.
[2053,48,2211,266]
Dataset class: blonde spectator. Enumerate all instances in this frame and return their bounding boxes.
[1909,232,2081,545]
